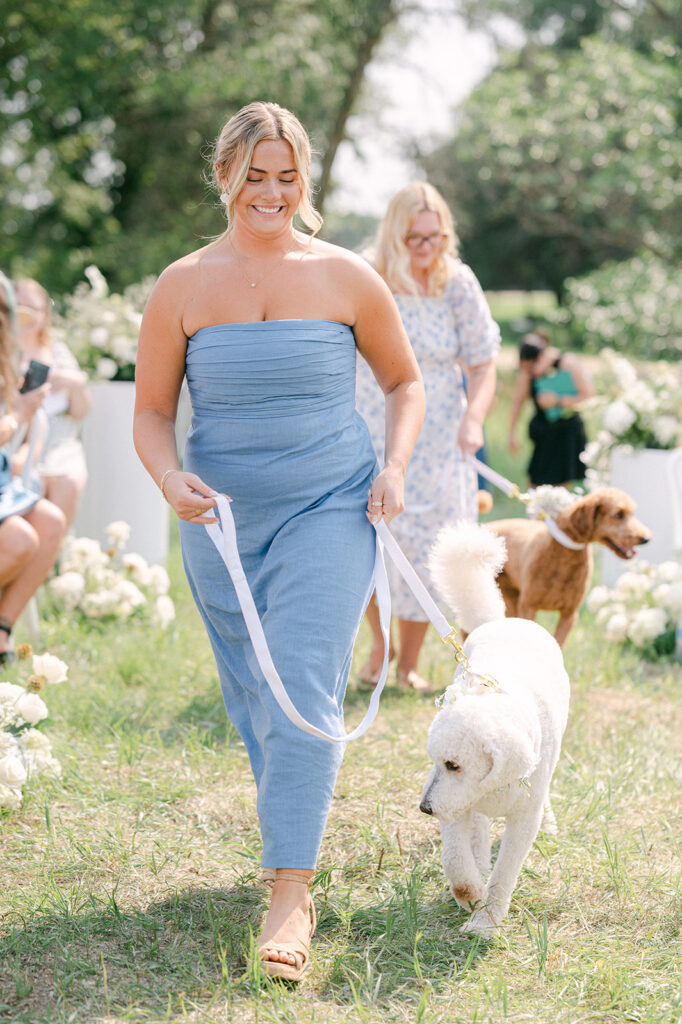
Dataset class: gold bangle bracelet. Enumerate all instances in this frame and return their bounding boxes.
[159,468,179,501]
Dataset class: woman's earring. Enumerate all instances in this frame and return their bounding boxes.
[219,192,229,206]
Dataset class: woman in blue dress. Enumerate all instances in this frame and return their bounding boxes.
[133,102,425,981]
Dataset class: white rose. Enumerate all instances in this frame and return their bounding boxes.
[115,579,146,607]
[82,590,121,618]
[105,520,131,545]
[32,653,69,685]
[48,571,86,610]
[0,754,27,790]
[0,783,22,810]
[605,613,629,643]
[153,595,175,629]
[0,733,20,757]
[148,565,170,595]
[122,553,152,587]
[586,586,612,613]
[16,691,49,726]
[603,400,636,436]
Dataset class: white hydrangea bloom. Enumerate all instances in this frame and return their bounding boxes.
[96,357,118,379]
[615,572,651,598]
[652,415,680,448]
[596,602,625,627]
[659,581,682,618]
[653,561,682,583]
[605,613,629,643]
[32,653,69,685]
[627,607,668,647]
[603,400,636,435]
[586,586,611,613]
[0,733,20,758]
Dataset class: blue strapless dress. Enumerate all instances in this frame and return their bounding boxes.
[179,320,377,867]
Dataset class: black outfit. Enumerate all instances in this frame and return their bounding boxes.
[527,356,587,486]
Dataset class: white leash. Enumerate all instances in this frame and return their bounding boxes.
[468,455,586,551]
[205,493,457,744]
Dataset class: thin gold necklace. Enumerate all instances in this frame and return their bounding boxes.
[228,238,295,288]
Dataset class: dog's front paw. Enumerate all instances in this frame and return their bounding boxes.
[461,906,503,939]
[450,881,486,910]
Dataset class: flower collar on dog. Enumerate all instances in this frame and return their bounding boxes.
[436,664,504,708]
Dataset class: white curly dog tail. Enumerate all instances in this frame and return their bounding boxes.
[428,522,507,634]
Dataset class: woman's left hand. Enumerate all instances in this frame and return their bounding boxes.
[457,412,484,455]
[367,464,405,525]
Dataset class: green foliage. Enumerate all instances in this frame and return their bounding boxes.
[554,250,682,359]
[423,36,681,297]
[0,0,402,295]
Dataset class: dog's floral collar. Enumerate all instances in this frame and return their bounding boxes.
[436,665,503,708]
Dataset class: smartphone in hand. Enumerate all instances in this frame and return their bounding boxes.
[19,359,51,393]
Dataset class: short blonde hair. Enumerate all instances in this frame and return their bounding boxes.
[212,101,322,235]
[373,182,458,297]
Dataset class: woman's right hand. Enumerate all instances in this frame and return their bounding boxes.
[367,464,405,525]
[163,471,221,524]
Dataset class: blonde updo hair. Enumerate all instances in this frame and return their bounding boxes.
[373,182,459,297]
[212,101,322,236]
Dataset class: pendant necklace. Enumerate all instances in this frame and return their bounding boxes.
[229,238,295,288]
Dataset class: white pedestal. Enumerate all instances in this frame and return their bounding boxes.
[73,382,169,565]
[601,447,680,587]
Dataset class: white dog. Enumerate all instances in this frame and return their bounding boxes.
[421,522,570,937]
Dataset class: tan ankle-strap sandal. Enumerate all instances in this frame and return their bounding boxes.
[258,872,316,982]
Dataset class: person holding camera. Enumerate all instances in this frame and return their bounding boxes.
[15,278,90,527]
[0,273,66,663]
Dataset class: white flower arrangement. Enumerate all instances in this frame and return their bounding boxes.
[524,485,580,520]
[0,648,69,812]
[586,560,682,658]
[581,349,682,485]
[47,521,175,627]
[52,266,156,382]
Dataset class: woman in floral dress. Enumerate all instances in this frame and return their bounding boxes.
[356,182,499,690]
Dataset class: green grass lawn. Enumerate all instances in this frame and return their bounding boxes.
[1,349,680,1024]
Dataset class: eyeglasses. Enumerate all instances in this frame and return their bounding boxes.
[404,232,446,249]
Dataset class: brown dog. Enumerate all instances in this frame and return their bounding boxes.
[488,487,651,647]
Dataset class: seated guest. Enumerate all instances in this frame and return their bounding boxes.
[15,278,90,527]
[0,272,66,663]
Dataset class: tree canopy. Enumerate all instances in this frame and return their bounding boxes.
[423,35,681,295]
[0,0,401,293]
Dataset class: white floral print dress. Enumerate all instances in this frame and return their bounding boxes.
[356,260,500,620]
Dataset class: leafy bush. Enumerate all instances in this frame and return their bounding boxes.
[555,251,682,359]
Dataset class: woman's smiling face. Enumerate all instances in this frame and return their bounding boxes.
[232,139,302,237]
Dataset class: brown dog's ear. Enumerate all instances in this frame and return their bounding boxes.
[567,496,601,542]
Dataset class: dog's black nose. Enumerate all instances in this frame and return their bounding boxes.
[639,536,650,545]
[419,801,432,815]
